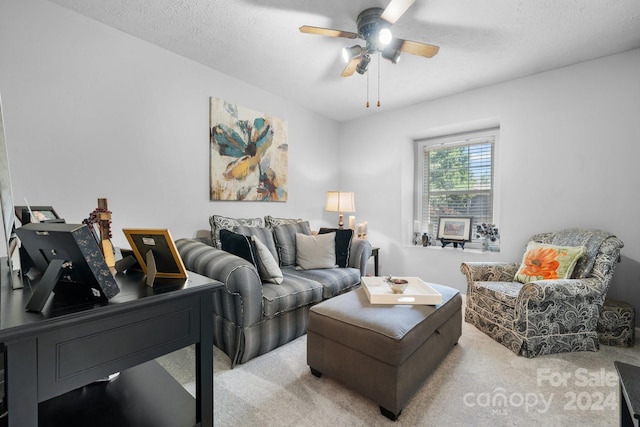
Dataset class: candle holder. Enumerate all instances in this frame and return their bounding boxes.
[356,221,368,239]
[413,232,421,245]
[413,220,421,245]
[348,215,356,230]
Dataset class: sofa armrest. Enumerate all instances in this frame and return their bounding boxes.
[175,238,263,327]
[460,262,520,283]
[349,238,372,275]
[194,236,214,246]
[519,277,603,303]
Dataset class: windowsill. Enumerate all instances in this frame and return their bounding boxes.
[404,244,501,254]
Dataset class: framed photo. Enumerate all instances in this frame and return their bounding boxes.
[436,217,473,242]
[122,228,187,284]
[14,205,61,224]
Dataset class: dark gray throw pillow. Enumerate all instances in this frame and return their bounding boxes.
[234,225,279,263]
[219,229,257,267]
[273,221,312,266]
[319,227,354,268]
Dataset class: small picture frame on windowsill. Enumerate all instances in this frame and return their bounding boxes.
[436,216,473,249]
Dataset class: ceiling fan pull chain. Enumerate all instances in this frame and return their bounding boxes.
[366,69,370,108]
[377,53,381,107]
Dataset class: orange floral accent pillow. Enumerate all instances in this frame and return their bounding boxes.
[514,242,587,283]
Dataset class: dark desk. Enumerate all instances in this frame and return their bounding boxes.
[615,361,640,427]
[0,267,222,427]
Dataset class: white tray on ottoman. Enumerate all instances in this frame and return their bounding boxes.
[362,276,442,305]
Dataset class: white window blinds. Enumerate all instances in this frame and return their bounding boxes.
[419,131,497,243]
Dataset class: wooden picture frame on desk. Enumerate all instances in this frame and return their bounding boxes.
[122,228,187,286]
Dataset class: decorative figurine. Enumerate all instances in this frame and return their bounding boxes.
[84,198,115,267]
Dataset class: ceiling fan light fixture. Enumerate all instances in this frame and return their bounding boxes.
[356,55,371,75]
[342,45,364,62]
[382,48,401,64]
[299,1,440,82]
[378,28,392,46]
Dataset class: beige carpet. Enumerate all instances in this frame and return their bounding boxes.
[159,318,640,427]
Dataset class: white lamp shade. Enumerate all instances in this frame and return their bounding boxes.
[325,191,356,213]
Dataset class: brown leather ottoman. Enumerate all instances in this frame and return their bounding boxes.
[307,283,462,420]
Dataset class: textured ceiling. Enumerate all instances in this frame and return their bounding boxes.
[47,0,640,122]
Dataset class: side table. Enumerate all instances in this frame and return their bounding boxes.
[370,247,379,276]
[615,361,640,427]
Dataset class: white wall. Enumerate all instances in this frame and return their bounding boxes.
[0,0,341,250]
[340,49,640,316]
[1,0,638,319]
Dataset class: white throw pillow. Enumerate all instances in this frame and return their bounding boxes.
[252,236,283,284]
[295,232,336,270]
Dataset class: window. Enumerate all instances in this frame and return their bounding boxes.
[415,128,499,248]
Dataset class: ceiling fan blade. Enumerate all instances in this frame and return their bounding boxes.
[380,0,416,24]
[341,57,360,77]
[393,38,440,58]
[299,25,359,39]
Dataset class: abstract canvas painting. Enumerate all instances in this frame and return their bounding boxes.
[209,98,288,201]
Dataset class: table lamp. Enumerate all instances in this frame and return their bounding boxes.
[325,191,355,229]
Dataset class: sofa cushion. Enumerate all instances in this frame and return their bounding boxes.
[514,242,586,283]
[273,221,312,266]
[264,215,305,228]
[319,228,354,268]
[469,281,524,327]
[262,272,323,318]
[234,225,279,262]
[252,236,283,284]
[210,215,263,248]
[219,229,257,267]
[474,281,523,306]
[295,232,336,270]
[286,266,361,299]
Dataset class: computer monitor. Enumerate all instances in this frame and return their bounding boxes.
[15,222,120,312]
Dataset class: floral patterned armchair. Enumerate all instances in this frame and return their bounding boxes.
[461,228,624,357]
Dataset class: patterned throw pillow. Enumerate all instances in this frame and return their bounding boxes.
[210,215,263,248]
[514,242,587,283]
[264,215,305,228]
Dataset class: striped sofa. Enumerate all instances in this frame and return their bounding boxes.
[175,224,371,366]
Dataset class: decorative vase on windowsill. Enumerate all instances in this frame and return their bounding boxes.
[475,223,500,252]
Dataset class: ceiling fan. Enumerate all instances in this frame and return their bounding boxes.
[299,0,439,77]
